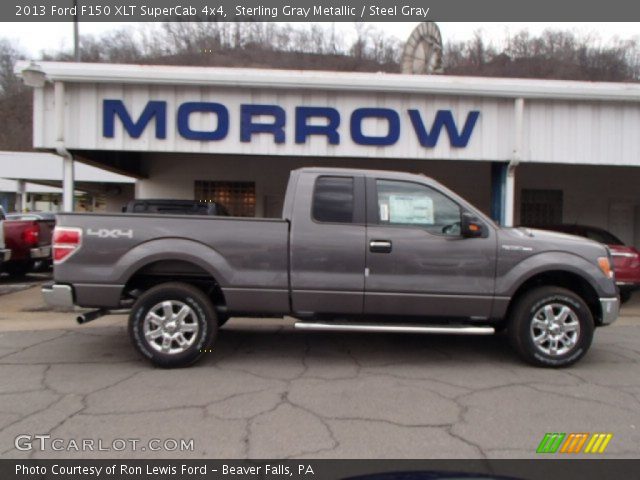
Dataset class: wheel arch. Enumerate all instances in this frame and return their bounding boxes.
[123,258,227,310]
[503,270,602,326]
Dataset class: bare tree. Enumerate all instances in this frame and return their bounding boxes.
[0,39,25,95]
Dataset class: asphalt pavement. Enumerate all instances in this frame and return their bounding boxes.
[0,276,638,459]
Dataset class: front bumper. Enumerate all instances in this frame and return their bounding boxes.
[42,283,74,309]
[0,249,10,262]
[599,297,620,325]
[30,245,51,259]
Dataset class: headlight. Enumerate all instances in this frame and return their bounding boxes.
[597,257,614,279]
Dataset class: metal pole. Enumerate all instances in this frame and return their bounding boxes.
[62,156,75,212]
[504,168,516,227]
[73,0,80,61]
[15,180,26,212]
[54,81,75,212]
[504,97,525,227]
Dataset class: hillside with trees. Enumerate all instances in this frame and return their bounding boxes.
[1,23,639,151]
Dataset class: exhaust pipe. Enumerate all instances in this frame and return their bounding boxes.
[76,309,106,324]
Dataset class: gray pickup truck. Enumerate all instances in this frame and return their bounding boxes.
[43,167,619,368]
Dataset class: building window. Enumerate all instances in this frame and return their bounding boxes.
[195,181,256,217]
[520,189,563,226]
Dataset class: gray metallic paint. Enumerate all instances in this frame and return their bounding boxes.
[49,167,618,326]
[289,172,367,314]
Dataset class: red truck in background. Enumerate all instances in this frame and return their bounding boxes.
[540,224,640,303]
[0,208,55,277]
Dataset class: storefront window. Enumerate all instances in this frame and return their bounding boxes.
[195,181,256,217]
[520,189,563,226]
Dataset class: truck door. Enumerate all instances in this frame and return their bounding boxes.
[364,177,497,319]
[290,173,366,315]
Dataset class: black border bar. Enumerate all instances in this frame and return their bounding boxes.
[6,0,640,21]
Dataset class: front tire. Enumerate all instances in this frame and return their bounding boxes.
[128,282,218,368]
[508,287,594,368]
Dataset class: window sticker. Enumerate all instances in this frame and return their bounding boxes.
[389,195,434,224]
[379,203,389,221]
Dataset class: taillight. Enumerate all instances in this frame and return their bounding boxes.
[22,224,39,246]
[53,227,82,264]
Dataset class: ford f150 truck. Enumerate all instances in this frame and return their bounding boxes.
[42,168,619,368]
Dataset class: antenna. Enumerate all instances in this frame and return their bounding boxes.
[401,22,444,75]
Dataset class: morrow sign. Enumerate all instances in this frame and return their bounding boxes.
[103,100,481,148]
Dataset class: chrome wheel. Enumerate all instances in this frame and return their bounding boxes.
[530,303,581,356]
[143,300,200,355]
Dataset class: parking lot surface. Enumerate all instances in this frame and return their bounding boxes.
[0,278,639,459]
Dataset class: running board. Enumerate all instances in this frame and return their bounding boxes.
[294,322,495,335]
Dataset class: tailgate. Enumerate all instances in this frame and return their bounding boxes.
[3,220,34,260]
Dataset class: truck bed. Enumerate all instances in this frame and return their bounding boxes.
[54,212,290,312]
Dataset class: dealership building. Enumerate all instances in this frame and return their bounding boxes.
[15,61,640,247]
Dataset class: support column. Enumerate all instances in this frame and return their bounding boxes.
[504,165,517,227]
[15,180,26,212]
[62,155,75,212]
[491,98,524,227]
[504,97,525,227]
[490,162,507,225]
[55,80,75,212]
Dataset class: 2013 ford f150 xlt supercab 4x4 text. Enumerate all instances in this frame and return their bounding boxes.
[42,168,619,368]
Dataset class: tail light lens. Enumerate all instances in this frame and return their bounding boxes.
[53,227,82,264]
[22,224,40,246]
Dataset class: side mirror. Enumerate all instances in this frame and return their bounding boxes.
[461,212,486,238]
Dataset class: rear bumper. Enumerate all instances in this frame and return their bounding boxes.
[42,283,74,309]
[616,281,640,290]
[30,245,51,259]
[599,297,619,326]
[0,249,10,263]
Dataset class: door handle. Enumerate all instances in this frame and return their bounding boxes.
[370,240,392,253]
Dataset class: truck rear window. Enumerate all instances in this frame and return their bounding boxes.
[312,176,354,224]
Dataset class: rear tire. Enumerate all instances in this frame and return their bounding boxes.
[508,286,594,368]
[128,282,218,368]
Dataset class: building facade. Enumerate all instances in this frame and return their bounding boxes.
[16,61,640,246]
[0,151,135,213]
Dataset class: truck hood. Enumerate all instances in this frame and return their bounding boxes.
[498,227,608,260]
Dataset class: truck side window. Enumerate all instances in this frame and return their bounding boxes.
[376,180,462,236]
[312,176,355,224]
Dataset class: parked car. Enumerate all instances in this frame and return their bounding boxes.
[538,224,639,303]
[123,199,229,216]
[2,211,55,276]
[43,167,619,368]
[0,207,11,272]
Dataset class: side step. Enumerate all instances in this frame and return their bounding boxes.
[294,322,495,335]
